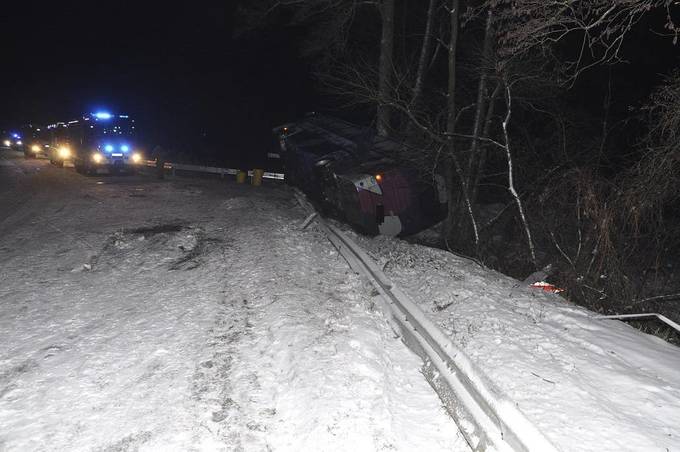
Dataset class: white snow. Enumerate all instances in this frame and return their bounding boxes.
[3,149,680,452]
[350,232,680,452]
[0,151,466,451]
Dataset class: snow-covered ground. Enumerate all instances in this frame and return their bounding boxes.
[0,151,467,451]
[350,233,680,452]
[3,149,680,452]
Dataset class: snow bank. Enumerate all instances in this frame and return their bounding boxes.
[349,232,680,452]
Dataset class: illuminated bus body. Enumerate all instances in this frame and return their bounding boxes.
[47,112,143,173]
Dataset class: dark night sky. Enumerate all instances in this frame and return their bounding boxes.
[1,2,677,166]
[0,1,318,165]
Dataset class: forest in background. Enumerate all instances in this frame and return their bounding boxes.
[238,0,680,341]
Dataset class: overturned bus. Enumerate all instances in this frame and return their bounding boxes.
[274,114,446,236]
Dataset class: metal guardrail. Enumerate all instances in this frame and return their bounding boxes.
[597,313,680,333]
[144,160,285,180]
[294,190,557,452]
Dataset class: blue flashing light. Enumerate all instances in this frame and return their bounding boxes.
[11,133,20,139]
[104,144,114,152]
[120,145,130,152]
[94,112,112,120]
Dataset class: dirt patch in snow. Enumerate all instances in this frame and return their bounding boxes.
[89,224,227,272]
[127,223,186,235]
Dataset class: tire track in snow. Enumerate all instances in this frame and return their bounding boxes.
[0,157,465,451]
[191,201,467,451]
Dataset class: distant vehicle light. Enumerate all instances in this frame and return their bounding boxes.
[375,174,383,182]
[92,153,103,163]
[104,144,114,152]
[3,140,10,147]
[31,145,40,152]
[16,140,22,146]
[131,153,142,163]
[94,112,112,120]
[11,133,19,138]
[58,146,71,158]
[120,145,129,152]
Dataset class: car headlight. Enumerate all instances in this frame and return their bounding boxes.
[58,147,71,158]
[92,153,103,163]
[131,152,142,163]
[16,140,22,146]
[3,140,10,147]
[31,145,41,152]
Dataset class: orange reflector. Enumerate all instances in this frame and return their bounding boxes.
[375,174,382,182]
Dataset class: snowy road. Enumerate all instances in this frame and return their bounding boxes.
[0,151,467,451]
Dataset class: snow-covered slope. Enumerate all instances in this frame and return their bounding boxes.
[0,152,466,451]
[350,232,680,452]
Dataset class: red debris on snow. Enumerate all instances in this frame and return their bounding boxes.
[529,281,565,293]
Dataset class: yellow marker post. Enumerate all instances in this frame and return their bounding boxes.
[252,169,264,186]
[236,170,247,184]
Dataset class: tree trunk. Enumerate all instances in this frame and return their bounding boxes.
[444,0,465,244]
[470,82,501,207]
[411,0,436,108]
[377,0,395,137]
[597,66,612,167]
[455,8,494,237]
[501,81,537,268]
[443,0,479,252]
[465,9,494,185]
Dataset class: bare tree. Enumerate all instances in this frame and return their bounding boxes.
[488,0,679,80]
[411,0,438,108]
[500,79,537,267]
[443,0,461,242]
[465,9,495,185]
[377,0,395,136]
